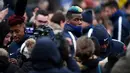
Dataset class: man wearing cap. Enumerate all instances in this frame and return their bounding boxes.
[63,6,83,56]
[91,24,126,59]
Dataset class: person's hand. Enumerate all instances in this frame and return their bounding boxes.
[0,8,8,21]
[9,58,18,65]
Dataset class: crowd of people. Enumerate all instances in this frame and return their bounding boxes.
[0,0,130,73]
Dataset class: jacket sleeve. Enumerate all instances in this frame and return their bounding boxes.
[66,57,81,73]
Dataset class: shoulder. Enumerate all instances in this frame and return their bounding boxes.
[111,39,125,52]
[112,39,124,46]
[8,42,18,49]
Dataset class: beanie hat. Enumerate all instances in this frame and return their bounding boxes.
[68,6,83,13]
[82,10,93,24]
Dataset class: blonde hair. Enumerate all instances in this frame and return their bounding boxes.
[0,48,8,57]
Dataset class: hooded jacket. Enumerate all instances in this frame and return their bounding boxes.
[63,24,82,56]
[29,37,80,73]
[110,10,130,42]
[91,25,125,59]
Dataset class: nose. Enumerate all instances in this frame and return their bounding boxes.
[79,20,82,25]
[13,32,16,37]
[7,37,11,42]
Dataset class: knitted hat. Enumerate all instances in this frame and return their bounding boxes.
[82,10,93,24]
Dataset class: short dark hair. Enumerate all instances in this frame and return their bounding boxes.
[36,10,49,17]
[51,11,65,25]
[8,15,25,27]
[124,1,130,9]
[104,1,119,9]
[66,6,83,20]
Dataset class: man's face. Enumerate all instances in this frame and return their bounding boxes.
[69,14,83,26]
[3,32,12,46]
[35,14,49,27]
[104,7,113,17]
[10,24,25,43]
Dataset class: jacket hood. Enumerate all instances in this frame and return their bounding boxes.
[91,24,111,46]
[64,24,82,37]
[31,37,61,70]
[110,10,125,23]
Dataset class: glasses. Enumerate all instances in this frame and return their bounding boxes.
[37,20,48,23]
[73,18,83,21]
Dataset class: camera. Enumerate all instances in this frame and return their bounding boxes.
[26,25,52,39]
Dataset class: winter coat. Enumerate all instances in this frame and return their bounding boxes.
[28,37,80,73]
[110,10,130,42]
[63,24,82,56]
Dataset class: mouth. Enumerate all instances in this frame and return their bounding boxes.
[13,37,19,42]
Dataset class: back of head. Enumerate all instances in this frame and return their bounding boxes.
[0,48,8,57]
[66,6,83,20]
[51,11,65,25]
[31,37,61,65]
[82,10,93,24]
[76,36,95,61]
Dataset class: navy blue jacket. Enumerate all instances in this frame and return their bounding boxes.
[81,58,102,73]
[29,37,80,73]
[63,24,82,56]
[8,35,29,58]
[100,39,125,59]
[110,10,130,42]
[91,25,125,59]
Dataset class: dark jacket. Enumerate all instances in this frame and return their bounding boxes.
[110,10,130,42]
[100,39,125,59]
[0,56,19,73]
[29,37,80,73]
[8,35,29,59]
[63,24,82,56]
[16,61,33,73]
[91,25,125,59]
[81,58,102,73]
